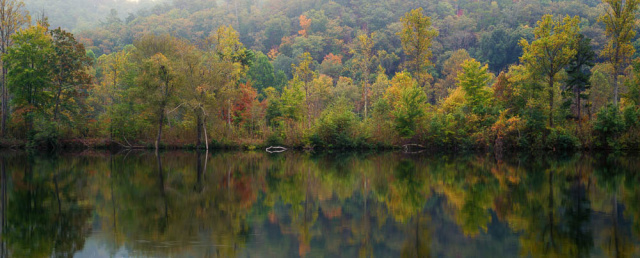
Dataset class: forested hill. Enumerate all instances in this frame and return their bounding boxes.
[23,0,162,31]
[3,0,640,151]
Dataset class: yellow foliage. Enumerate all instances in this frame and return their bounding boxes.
[440,86,466,113]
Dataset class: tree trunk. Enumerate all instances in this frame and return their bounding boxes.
[363,81,368,120]
[576,91,581,124]
[306,83,311,129]
[548,75,554,128]
[196,111,202,148]
[1,67,6,138]
[155,109,164,150]
[53,83,63,122]
[227,100,232,128]
[203,115,209,150]
[613,69,619,106]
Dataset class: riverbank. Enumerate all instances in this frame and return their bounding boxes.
[2,136,637,153]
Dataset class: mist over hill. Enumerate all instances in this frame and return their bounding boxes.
[23,0,164,31]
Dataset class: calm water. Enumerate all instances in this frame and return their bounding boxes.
[0,150,639,257]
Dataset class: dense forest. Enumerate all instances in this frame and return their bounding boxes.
[2,0,640,151]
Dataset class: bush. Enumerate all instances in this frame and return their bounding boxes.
[28,121,59,149]
[314,100,358,149]
[265,133,284,146]
[547,127,579,150]
[593,104,626,148]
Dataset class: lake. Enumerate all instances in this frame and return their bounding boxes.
[0,150,639,257]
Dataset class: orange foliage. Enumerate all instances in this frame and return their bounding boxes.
[232,82,260,125]
[267,48,280,60]
[298,15,311,37]
[323,53,342,64]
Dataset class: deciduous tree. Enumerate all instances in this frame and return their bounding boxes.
[0,0,29,137]
[600,0,639,106]
[397,8,438,104]
[520,15,580,128]
[3,24,52,132]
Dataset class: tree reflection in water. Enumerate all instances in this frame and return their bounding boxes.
[0,151,638,257]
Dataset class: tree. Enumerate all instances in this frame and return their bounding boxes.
[520,15,580,128]
[479,26,531,73]
[397,8,438,104]
[384,71,426,138]
[3,24,53,133]
[564,34,595,122]
[134,35,179,150]
[0,0,29,137]
[247,51,275,95]
[176,42,212,149]
[350,32,375,120]
[50,28,93,123]
[94,45,135,141]
[434,49,471,101]
[457,58,493,115]
[600,0,639,106]
[292,52,315,128]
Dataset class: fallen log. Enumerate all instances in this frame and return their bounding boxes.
[402,144,426,154]
[266,146,287,153]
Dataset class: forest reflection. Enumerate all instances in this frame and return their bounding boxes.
[0,151,639,257]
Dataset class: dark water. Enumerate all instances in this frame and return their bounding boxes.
[0,150,639,257]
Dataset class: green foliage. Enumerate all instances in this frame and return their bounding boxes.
[547,127,579,150]
[457,59,493,115]
[601,0,639,105]
[5,1,640,151]
[247,51,276,95]
[27,120,59,149]
[4,25,54,122]
[266,98,284,127]
[479,26,532,72]
[393,84,427,138]
[593,104,626,148]
[398,8,438,98]
[314,99,359,148]
[563,34,595,120]
[519,14,580,127]
[280,78,306,121]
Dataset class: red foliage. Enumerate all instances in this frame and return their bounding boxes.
[231,82,259,125]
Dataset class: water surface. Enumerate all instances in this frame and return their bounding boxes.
[1,150,639,257]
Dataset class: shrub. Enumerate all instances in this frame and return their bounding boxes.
[547,127,579,150]
[593,104,626,148]
[28,121,59,149]
[315,100,358,148]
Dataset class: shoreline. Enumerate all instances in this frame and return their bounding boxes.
[1,138,637,153]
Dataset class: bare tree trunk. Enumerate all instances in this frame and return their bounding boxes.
[576,91,581,126]
[203,113,209,150]
[53,83,63,122]
[227,99,232,128]
[363,81,368,120]
[155,109,164,150]
[1,68,6,138]
[549,75,554,128]
[613,69,619,106]
[196,111,202,148]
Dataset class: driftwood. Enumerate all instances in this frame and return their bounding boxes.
[402,144,426,154]
[266,146,287,153]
